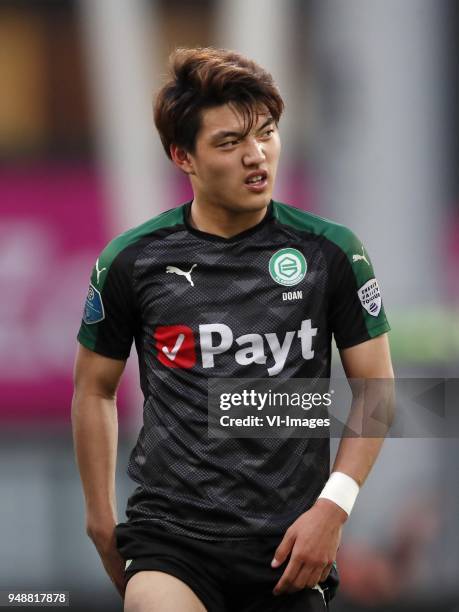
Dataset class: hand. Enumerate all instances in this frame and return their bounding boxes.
[271,499,347,596]
[87,522,126,598]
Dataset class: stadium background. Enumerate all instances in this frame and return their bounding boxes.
[0,0,458,610]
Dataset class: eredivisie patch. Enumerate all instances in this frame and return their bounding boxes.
[83,283,105,324]
[357,278,381,317]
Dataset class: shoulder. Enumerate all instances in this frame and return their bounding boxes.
[272,200,362,260]
[97,205,185,273]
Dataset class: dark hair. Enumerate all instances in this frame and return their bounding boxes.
[154,47,284,159]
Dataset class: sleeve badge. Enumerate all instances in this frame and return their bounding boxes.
[83,283,105,324]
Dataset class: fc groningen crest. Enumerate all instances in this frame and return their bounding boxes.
[269,248,307,286]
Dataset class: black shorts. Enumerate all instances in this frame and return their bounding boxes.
[115,522,339,612]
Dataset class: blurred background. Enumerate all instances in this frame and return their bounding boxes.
[0,0,458,610]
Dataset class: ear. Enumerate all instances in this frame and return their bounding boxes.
[170,144,195,175]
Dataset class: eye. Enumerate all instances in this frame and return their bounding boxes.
[262,128,275,138]
[218,140,239,148]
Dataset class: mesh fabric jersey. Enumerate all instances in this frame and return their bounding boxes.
[78,200,390,541]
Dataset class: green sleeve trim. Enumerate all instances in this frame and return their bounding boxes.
[337,320,391,350]
[77,331,130,360]
[272,200,374,283]
[91,205,184,291]
[273,200,362,261]
[272,200,389,333]
[368,320,391,338]
[77,327,96,352]
[79,205,183,356]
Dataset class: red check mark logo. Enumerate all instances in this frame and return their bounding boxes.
[161,333,185,361]
[154,325,196,369]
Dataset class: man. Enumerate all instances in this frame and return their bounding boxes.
[72,47,393,612]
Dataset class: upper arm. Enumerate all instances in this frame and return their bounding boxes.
[73,343,127,399]
[77,243,138,361]
[325,227,393,378]
[74,242,138,399]
[327,228,390,350]
[339,333,394,379]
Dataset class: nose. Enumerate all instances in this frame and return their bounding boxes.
[242,137,265,166]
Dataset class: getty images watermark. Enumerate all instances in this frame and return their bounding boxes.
[218,388,333,430]
[207,378,459,438]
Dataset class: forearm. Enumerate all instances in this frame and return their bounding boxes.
[332,436,385,488]
[313,428,389,525]
[71,392,119,534]
[332,378,395,487]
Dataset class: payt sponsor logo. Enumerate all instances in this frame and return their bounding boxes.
[154,325,197,368]
[155,320,317,376]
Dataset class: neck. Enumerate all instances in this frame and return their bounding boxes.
[188,197,270,238]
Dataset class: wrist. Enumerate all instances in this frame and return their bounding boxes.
[86,523,117,550]
[314,497,349,525]
[86,512,117,541]
[317,471,360,518]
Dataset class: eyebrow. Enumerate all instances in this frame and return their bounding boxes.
[210,116,275,143]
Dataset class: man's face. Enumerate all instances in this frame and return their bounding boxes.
[185,103,281,213]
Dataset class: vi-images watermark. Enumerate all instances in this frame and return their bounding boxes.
[208,381,337,437]
[218,389,333,430]
[208,378,459,439]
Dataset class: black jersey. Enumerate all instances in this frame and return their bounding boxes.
[77,200,390,540]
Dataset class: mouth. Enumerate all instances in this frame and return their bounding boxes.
[244,170,268,192]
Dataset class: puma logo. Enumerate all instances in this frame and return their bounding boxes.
[352,246,369,266]
[95,258,107,284]
[166,264,197,287]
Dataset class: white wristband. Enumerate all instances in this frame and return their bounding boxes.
[318,471,360,516]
